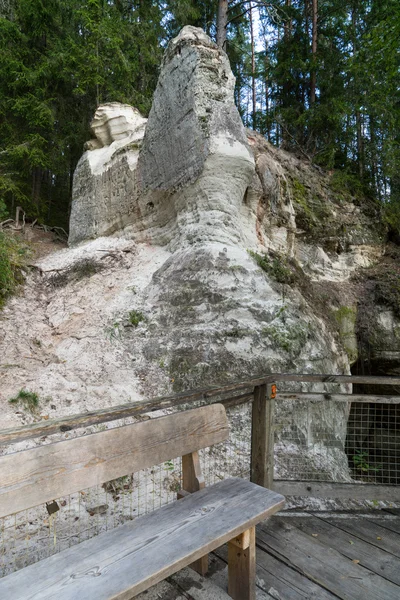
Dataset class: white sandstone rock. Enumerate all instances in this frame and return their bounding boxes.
[88,102,147,148]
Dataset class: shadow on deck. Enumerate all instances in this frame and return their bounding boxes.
[145,510,400,600]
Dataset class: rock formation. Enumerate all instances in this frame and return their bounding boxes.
[68,26,361,480]
[1,27,391,483]
[69,103,147,245]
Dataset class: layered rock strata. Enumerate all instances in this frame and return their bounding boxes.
[66,26,357,481]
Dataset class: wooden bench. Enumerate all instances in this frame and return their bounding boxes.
[0,403,284,599]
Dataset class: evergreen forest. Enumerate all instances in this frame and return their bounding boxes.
[0,0,399,232]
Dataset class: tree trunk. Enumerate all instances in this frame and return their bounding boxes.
[249,3,257,129]
[310,0,318,104]
[217,0,228,50]
[265,47,270,140]
[352,4,364,179]
[284,0,292,42]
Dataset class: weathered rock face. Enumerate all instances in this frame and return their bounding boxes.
[131,26,254,250]
[246,132,385,282]
[5,26,387,484]
[69,103,147,245]
[67,26,354,481]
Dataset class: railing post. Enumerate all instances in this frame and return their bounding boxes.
[251,383,276,489]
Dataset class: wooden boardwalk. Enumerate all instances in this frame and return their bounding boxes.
[148,511,400,600]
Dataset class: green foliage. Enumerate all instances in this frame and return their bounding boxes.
[262,322,311,356]
[352,451,382,473]
[248,250,294,285]
[329,171,365,201]
[0,199,8,220]
[0,231,29,307]
[0,0,165,227]
[9,389,39,412]
[383,201,400,239]
[128,310,144,327]
[1,0,399,231]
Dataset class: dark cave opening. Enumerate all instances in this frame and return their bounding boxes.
[345,359,400,485]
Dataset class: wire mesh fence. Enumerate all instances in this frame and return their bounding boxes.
[274,396,400,485]
[273,396,352,483]
[346,401,400,485]
[0,401,251,578]
[2,382,400,579]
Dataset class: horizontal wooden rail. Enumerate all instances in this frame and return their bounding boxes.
[0,388,254,446]
[3,371,400,447]
[278,393,400,404]
[272,373,400,385]
[274,480,400,502]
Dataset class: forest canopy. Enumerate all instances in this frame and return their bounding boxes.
[0,0,399,232]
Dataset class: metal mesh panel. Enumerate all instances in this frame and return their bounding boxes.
[274,397,400,485]
[274,397,351,483]
[346,402,400,485]
[0,401,251,578]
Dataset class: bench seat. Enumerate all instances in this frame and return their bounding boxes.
[0,477,284,600]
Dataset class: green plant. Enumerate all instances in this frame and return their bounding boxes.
[329,170,364,201]
[128,310,144,327]
[0,199,8,220]
[9,389,39,413]
[248,250,294,285]
[0,232,29,308]
[105,322,122,341]
[352,451,382,473]
[262,322,310,355]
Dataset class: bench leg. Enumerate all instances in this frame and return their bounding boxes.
[181,452,208,576]
[227,527,256,600]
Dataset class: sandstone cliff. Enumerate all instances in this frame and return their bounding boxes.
[0,27,397,483]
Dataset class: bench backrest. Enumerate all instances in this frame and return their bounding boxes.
[0,404,228,519]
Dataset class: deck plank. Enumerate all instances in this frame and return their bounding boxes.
[320,514,400,559]
[288,515,400,585]
[257,516,400,600]
[215,544,338,600]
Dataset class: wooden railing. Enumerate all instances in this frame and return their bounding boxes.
[2,373,400,501]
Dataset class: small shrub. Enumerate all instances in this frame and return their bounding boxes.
[128,310,144,327]
[329,170,364,200]
[352,451,382,473]
[0,199,8,220]
[383,201,400,240]
[0,232,29,307]
[248,250,294,284]
[9,389,39,412]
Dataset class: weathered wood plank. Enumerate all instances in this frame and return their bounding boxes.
[228,527,256,600]
[257,516,400,600]
[182,452,208,576]
[171,554,276,599]
[289,515,400,585]
[0,478,285,600]
[370,514,400,535]
[272,373,400,386]
[278,392,400,404]
[320,514,400,559]
[0,404,229,518]
[251,384,275,488]
[3,370,400,446]
[0,389,253,447]
[215,544,338,600]
[273,480,400,501]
